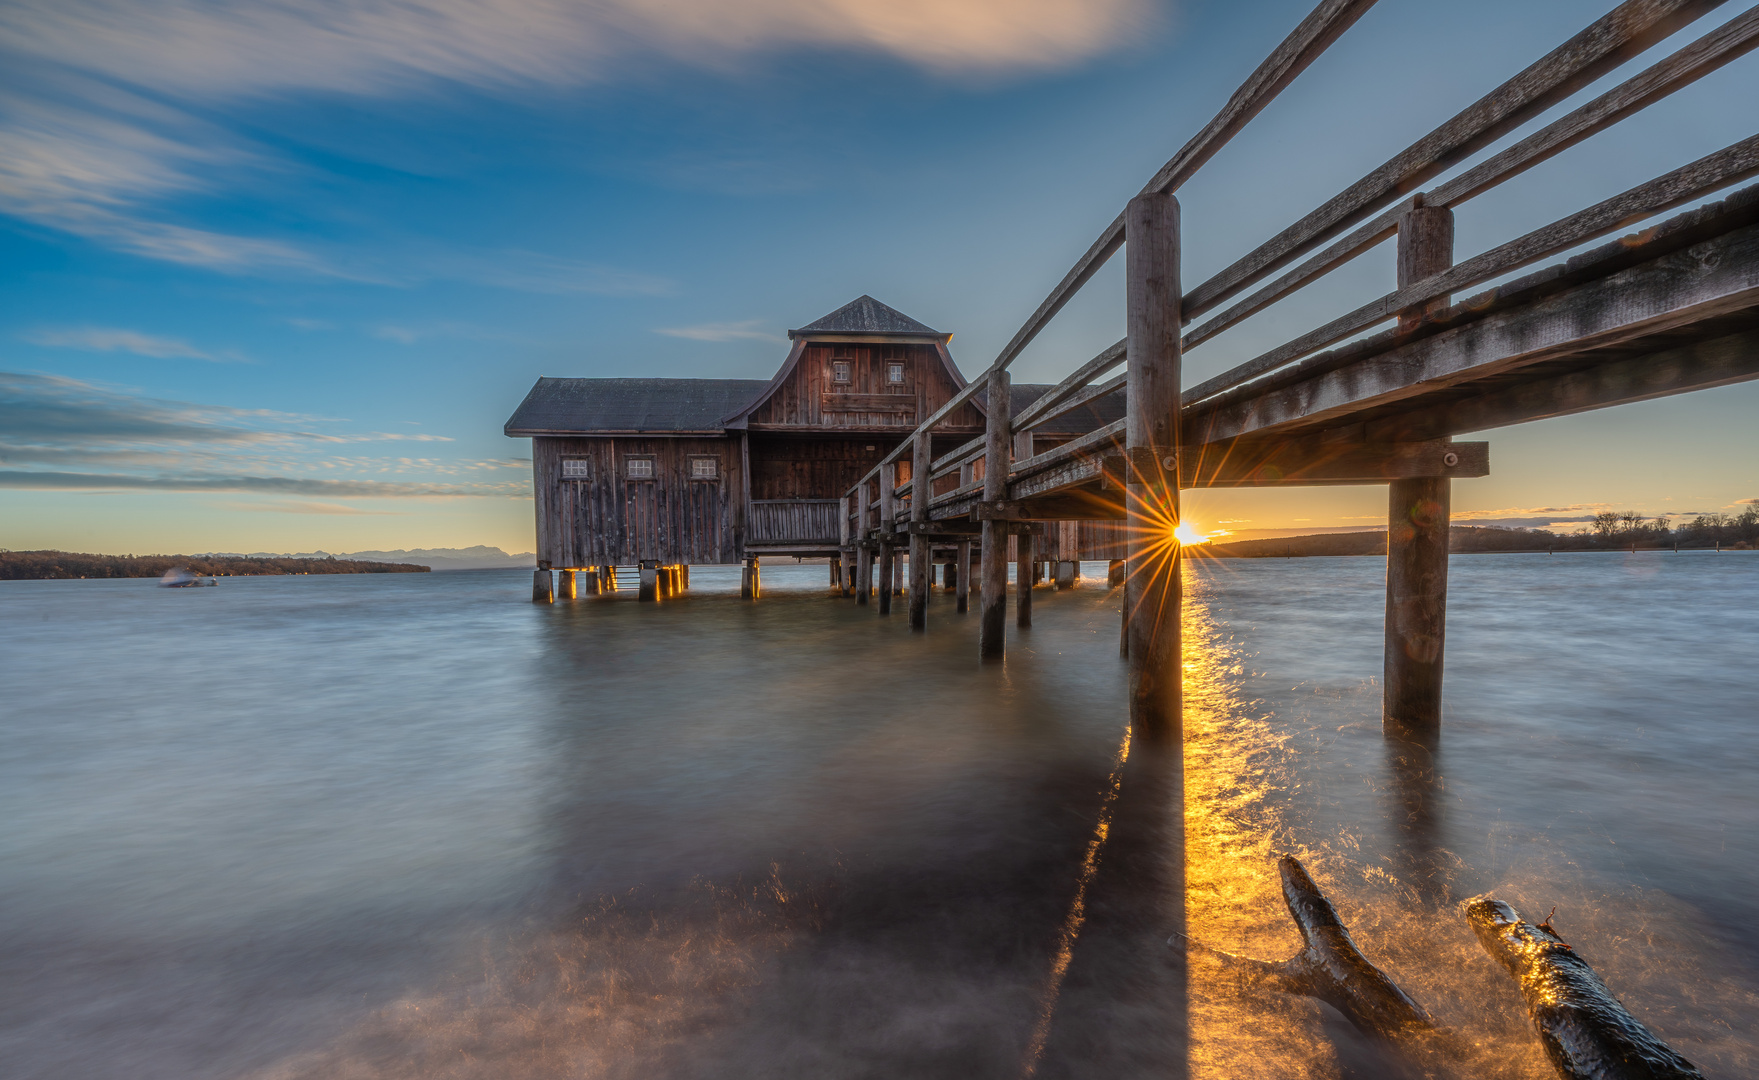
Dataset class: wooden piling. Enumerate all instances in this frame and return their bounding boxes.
[557,569,576,600]
[1016,530,1034,629]
[878,541,894,614]
[880,463,897,615]
[856,480,872,606]
[639,561,658,603]
[749,557,760,599]
[532,567,554,604]
[1108,559,1125,587]
[1125,191,1183,740]
[1385,201,1455,739]
[583,565,602,596]
[908,430,932,629]
[956,540,971,614]
[979,367,1011,660]
[1055,561,1076,589]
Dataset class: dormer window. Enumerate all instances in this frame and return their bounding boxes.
[886,361,905,384]
[832,360,851,384]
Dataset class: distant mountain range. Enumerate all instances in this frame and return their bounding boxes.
[208,546,537,571]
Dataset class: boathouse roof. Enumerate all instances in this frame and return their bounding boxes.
[504,377,767,436]
[788,296,946,340]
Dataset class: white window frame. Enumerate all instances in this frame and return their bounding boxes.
[831,359,852,384]
[886,361,905,384]
[688,456,719,480]
[625,456,655,480]
[561,458,591,479]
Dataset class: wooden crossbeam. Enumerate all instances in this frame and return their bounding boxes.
[1192,216,1759,444]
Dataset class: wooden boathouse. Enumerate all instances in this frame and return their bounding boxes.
[505,295,1125,599]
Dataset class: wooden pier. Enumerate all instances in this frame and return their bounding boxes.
[518,0,1759,746]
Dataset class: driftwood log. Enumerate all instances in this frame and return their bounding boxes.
[1177,856,1437,1043]
[1464,897,1705,1080]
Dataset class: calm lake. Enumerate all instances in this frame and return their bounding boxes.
[2,554,1755,1079]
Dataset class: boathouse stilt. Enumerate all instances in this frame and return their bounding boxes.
[1384,201,1455,739]
[908,431,932,629]
[1016,531,1033,629]
[1124,191,1183,740]
[532,565,554,604]
[638,561,658,602]
[557,569,576,600]
[978,368,1011,659]
[1108,559,1125,588]
[956,540,971,613]
[855,477,873,605]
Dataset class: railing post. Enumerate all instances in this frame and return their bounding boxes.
[979,368,1011,659]
[1385,199,1455,741]
[908,430,932,629]
[856,479,872,605]
[1125,191,1182,741]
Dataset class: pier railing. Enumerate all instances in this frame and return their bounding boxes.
[842,0,1758,535]
[836,0,1759,729]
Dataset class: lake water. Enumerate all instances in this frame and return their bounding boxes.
[2,554,1755,1079]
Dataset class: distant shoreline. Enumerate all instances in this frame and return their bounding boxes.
[0,551,429,580]
[1206,526,1754,559]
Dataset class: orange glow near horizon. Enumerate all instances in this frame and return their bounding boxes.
[1174,522,1211,546]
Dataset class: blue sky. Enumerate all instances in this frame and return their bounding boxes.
[3,0,1756,554]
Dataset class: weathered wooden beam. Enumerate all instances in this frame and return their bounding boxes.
[1370,328,1759,441]
[979,368,1011,659]
[1182,5,1759,354]
[1385,204,1456,739]
[909,431,932,629]
[1189,212,1759,444]
[1182,0,1727,321]
[1465,897,1706,1079]
[1125,191,1183,741]
[1189,133,1759,402]
[856,481,872,605]
[1184,438,1489,487]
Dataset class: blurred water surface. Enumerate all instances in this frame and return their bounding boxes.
[1,553,1754,1078]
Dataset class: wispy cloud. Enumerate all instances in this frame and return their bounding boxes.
[24,325,251,362]
[655,319,780,343]
[0,0,1147,275]
[0,371,513,499]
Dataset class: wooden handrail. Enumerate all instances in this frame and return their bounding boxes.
[1181,4,1759,358]
[1180,0,1726,323]
[840,0,1379,506]
[1009,339,1127,430]
[1185,134,1759,403]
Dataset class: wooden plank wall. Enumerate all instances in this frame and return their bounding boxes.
[748,500,840,544]
[750,436,896,500]
[533,435,741,566]
[745,343,983,431]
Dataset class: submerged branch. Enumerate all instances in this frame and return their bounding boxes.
[1463,896,1705,1080]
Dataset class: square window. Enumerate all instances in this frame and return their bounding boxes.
[689,457,718,480]
[625,457,654,479]
[832,360,851,384]
[561,459,590,479]
[887,362,905,384]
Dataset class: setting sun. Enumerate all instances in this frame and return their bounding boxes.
[1174,522,1211,545]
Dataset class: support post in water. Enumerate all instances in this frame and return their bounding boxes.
[878,464,895,616]
[639,560,658,603]
[956,540,971,613]
[557,569,576,600]
[979,367,1011,660]
[856,479,872,606]
[1124,191,1182,740]
[908,430,932,629]
[532,565,554,604]
[1385,200,1455,740]
[1016,530,1034,629]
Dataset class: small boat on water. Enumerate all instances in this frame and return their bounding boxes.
[159,567,217,587]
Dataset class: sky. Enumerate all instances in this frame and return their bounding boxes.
[2,0,1756,555]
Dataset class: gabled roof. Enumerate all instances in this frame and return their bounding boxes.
[504,377,765,436]
[789,295,945,339]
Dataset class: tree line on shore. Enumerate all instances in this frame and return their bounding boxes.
[1207,508,1759,559]
[0,551,430,580]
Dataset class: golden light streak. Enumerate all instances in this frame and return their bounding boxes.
[1173,522,1210,545]
[1019,726,1133,1077]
